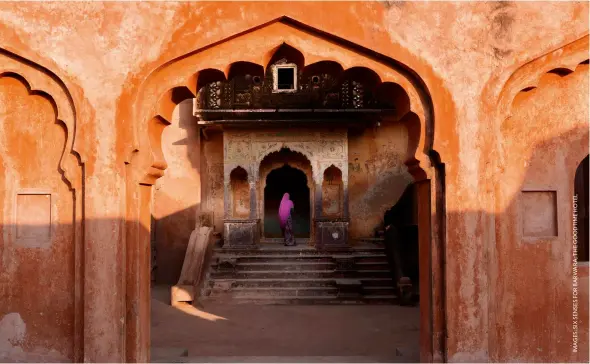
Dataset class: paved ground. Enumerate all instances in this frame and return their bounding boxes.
[151,285,420,363]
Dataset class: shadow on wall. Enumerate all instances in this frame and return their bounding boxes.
[0,123,589,363]
[1,126,588,362]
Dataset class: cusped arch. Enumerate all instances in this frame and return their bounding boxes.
[0,46,84,363]
[256,144,315,170]
[0,49,81,190]
[128,17,443,185]
[224,163,252,183]
[322,164,343,188]
[497,35,589,120]
[259,147,313,188]
[301,60,344,80]
[263,42,305,72]
[125,16,450,363]
[226,61,264,81]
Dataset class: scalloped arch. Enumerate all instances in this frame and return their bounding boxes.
[497,35,589,120]
[129,16,439,185]
[259,147,313,187]
[256,144,314,170]
[0,48,81,190]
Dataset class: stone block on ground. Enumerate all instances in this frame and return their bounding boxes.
[171,285,194,306]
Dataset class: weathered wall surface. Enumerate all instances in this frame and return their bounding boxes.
[152,100,201,284]
[0,76,77,361]
[491,63,589,362]
[201,130,225,234]
[0,1,587,362]
[348,121,413,237]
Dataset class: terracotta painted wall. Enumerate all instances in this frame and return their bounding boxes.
[491,64,589,362]
[348,121,413,237]
[201,130,225,234]
[0,76,79,361]
[0,1,587,362]
[152,100,201,284]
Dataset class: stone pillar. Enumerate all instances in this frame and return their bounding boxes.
[223,179,231,219]
[249,176,257,219]
[342,176,349,219]
[313,170,323,245]
[314,172,323,219]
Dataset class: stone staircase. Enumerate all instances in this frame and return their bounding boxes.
[199,241,399,304]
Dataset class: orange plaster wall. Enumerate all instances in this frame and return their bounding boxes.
[0,77,76,361]
[348,121,413,237]
[491,65,589,363]
[152,100,201,284]
[0,1,588,362]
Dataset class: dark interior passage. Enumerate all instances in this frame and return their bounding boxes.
[264,165,311,238]
[575,155,589,262]
[383,183,420,304]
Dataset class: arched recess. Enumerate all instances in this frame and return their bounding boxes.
[0,48,83,362]
[229,166,250,219]
[125,17,447,363]
[489,34,589,363]
[496,35,589,123]
[259,148,313,240]
[322,165,343,218]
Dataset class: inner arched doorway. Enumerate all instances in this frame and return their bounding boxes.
[128,18,449,363]
[264,165,311,239]
[259,147,313,242]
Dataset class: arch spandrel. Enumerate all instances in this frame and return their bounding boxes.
[0,46,83,362]
[496,35,589,121]
[126,16,448,363]
[130,18,440,185]
[0,49,81,190]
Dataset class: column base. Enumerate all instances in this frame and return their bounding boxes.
[224,219,260,248]
[314,218,350,250]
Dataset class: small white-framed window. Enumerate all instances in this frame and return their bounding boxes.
[272,63,297,92]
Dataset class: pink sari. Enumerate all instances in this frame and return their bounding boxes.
[278,193,294,229]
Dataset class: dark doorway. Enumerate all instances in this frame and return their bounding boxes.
[383,183,420,303]
[575,155,589,262]
[264,165,311,238]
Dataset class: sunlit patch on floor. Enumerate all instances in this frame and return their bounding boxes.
[172,303,228,322]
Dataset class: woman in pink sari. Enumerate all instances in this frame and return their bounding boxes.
[278,193,296,246]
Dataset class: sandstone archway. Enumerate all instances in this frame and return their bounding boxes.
[0,48,83,362]
[124,17,447,362]
[259,148,313,241]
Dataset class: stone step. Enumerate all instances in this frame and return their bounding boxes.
[201,295,399,305]
[206,285,397,297]
[353,262,391,270]
[215,254,389,264]
[210,270,393,280]
[213,246,386,256]
[230,262,336,271]
[233,255,335,263]
[207,278,395,289]
[153,355,386,363]
[211,261,390,272]
[362,286,397,296]
[207,286,339,297]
